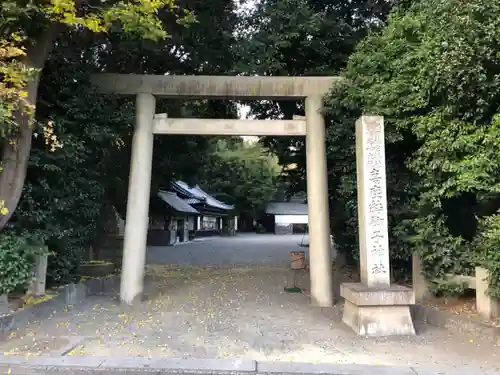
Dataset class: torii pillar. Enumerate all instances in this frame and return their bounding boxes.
[305,95,333,307]
[120,93,155,304]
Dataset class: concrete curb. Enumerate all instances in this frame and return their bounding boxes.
[0,356,475,375]
[411,303,500,344]
[257,361,416,375]
[0,275,120,340]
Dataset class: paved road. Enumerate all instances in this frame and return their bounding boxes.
[147,233,310,266]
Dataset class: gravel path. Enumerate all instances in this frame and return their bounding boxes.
[1,235,499,374]
[146,234,310,266]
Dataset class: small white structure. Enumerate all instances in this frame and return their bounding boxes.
[265,201,308,234]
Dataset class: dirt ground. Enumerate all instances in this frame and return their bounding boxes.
[1,235,500,374]
[1,263,499,374]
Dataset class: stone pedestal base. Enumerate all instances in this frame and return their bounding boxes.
[340,282,416,336]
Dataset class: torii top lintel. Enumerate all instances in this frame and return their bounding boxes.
[91,74,342,100]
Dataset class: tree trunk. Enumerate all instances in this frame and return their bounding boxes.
[0,25,60,230]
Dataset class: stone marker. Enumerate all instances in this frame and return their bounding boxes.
[0,294,10,316]
[33,255,48,296]
[412,253,430,302]
[340,116,416,336]
[475,267,500,319]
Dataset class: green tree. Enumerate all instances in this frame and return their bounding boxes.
[325,0,500,288]
[4,0,239,286]
[0,0,194,230]
[10,32,134,284]
[94,0,239,195]
[234,0,393,201]
[199,139,280,230]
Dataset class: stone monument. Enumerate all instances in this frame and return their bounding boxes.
[340,116,415,336]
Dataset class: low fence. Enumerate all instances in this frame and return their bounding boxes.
[413,254,500,319]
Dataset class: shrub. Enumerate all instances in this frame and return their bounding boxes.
[0,232,48,295]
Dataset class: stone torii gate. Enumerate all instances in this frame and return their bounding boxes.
[92,74,415,336]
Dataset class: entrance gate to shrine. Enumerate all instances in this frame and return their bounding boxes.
[92,74,415,336]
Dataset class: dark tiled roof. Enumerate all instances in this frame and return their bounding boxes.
[265,202,308,215]
[172,181,234,210]
[158,191,199,215]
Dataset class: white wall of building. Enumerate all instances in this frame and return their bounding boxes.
[275,214,308,225]
[187,216,195,230]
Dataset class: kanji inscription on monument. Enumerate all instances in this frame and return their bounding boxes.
[356,116,390,287]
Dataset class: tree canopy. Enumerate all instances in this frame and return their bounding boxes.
[0,0,195,229]
[234,0,392,191]
[334,0,500,292]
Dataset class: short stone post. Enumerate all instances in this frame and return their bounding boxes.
[32,254,48,296]
[340,116,415,336]
[412,253,430,302]
[475,267,500,319]
[0,294,9,315]
[168,218,178,245]
[183,219,189,242]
